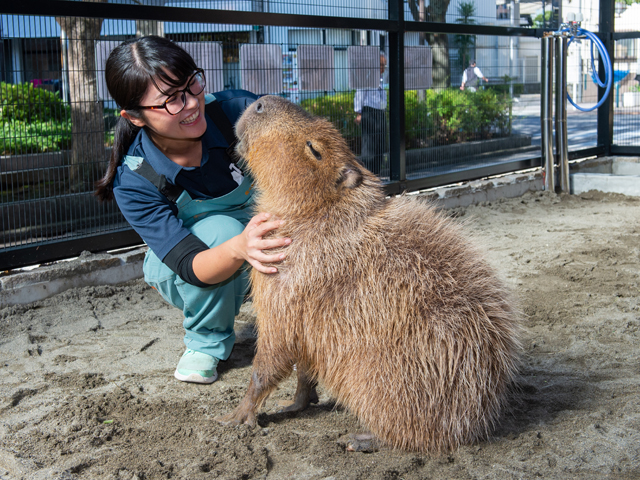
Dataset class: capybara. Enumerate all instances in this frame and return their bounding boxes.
[217,95,521,453]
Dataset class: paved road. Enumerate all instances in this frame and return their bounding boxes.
[511,101,640,150]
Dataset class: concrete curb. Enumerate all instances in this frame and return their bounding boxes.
[571,172,640,196]
[1,155,635,307]
[1,247,147,307]
[570,157,640,196]
[418,169,544,209]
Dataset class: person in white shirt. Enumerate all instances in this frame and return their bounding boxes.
[354,53,388,175]
[460,59,488,92]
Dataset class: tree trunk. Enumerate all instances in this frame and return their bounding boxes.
[56,2,106,190]
[424,33,450,89]
[408,0,452,89]
[136,20,164,37]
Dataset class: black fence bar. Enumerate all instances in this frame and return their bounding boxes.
[385,157,544,196]
[613,32,640,40]
[611,146,640,155]
[388,0,405,183]
[597,0,614,156]
[0,230,143,272]
[2,1,549,37]
[383,143,606,197]
[404,21,542,38]
[2,1,394,32]
[569,146,607,160]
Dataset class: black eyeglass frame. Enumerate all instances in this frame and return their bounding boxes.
[137,68,206,115]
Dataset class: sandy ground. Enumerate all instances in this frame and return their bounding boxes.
[1,189,639,480]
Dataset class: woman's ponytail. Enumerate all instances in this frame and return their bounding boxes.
[95,116,141,201]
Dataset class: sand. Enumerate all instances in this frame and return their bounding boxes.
[1,189,639,480]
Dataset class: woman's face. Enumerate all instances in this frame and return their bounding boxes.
[125,70,207,149]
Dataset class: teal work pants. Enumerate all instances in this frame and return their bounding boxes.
[143,215,248,360]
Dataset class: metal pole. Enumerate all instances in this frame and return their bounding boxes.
[541,35,555,192]
[597,0,614,155]
[555,35,570,193]
[388,0,406,185]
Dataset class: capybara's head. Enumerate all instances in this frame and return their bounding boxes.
[235,95,382,216]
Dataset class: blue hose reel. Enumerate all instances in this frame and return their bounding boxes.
[558,25,613,112]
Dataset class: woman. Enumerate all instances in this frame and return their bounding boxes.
[95,36,289,384]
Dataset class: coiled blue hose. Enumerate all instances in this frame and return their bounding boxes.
[561,27,613,112]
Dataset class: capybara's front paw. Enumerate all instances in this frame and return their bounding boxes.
[215,406,257,427]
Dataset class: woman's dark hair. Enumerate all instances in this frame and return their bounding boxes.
[95,36,198,201]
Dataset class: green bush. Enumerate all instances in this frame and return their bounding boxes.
[0,81,70,123]
[0,82,72,155]
[1,118,73,155]
[404,88,511,148]
[301,88,511,152]
[1,82,119,155]
[300,92,359,137]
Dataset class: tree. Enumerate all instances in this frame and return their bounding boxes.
[56,0,107,188]
[407,0,451,89]
[130,0,166,37]
[533,11,553,29]
[454,2,476,73]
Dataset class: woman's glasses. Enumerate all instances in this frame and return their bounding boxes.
[138,68,206,115]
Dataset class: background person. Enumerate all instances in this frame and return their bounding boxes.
[460,59,488,92]
[354,52,388,175]
[95,36,289,385]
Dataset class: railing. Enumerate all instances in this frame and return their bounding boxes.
[1,0,637,271]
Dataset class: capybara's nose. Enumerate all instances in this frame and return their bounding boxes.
[255,101,264,114]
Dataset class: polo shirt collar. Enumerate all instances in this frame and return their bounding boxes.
[125,129,182,183]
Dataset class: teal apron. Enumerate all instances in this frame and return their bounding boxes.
[124,155,255,361]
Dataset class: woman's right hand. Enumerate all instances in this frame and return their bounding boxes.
[236,212,291,274]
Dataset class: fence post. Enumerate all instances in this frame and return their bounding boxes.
[597,0,614,155]
[555,35,570,193]
[388,0,406,186]
[541,35,555,191]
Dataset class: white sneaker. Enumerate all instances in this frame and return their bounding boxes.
[174,349,219,384]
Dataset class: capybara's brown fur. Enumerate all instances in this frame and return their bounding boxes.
[217,95,521,453]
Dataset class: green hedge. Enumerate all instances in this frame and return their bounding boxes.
[2,82,510,156]
[1,82,120,155]
[1,120,73,155]
[1,82,72,155]
[301,88,511,151]
[1,81,70,123]
[406,88,511,147]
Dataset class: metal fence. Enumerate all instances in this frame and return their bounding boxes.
[1,0,638,271]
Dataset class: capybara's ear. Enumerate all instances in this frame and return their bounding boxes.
[337,164,363,189]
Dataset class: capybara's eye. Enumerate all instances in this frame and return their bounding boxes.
[306,141,322,161]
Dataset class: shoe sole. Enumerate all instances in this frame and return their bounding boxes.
[174,369,218,384]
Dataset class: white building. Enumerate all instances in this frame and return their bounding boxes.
[2,0,637,100]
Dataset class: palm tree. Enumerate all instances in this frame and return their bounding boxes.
[454,2,476,73]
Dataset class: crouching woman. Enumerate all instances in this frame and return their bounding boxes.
[95,36,288,384]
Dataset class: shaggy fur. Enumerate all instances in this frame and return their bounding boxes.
[217,95,521,453]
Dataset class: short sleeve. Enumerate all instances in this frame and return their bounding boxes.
[113,164,191,261]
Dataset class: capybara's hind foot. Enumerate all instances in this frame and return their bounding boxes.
[278,384,319,413]
[337,432,381,453]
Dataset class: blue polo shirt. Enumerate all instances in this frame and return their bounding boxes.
[113,89,258,262]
